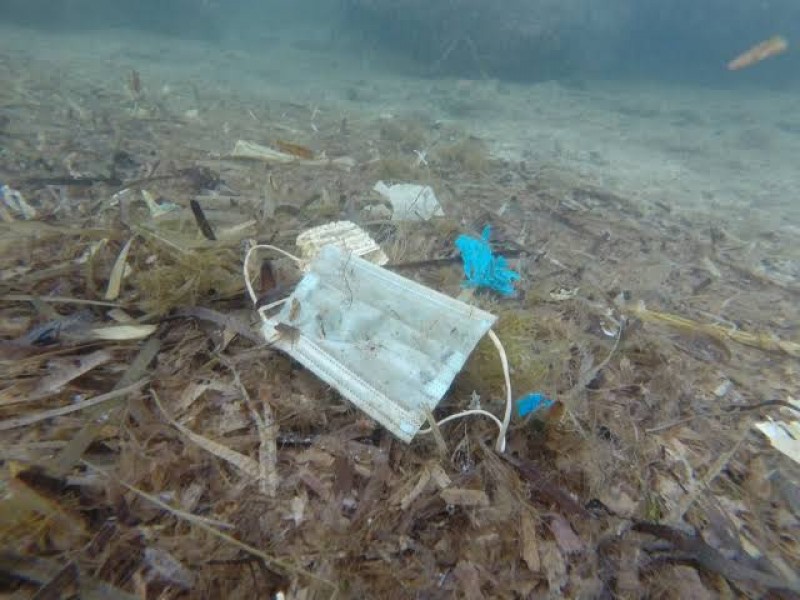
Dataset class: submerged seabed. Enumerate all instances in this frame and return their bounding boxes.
[0,22,798,599]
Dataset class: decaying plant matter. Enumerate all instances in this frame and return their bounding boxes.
[0,49,799,599]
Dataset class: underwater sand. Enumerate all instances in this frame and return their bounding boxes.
[1,21,798,598]
[3,23,799,237]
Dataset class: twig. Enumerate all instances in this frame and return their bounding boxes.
[0,553,137,600]
[2,294,121,308]
[82,460,334,587]
[0,379,149,431]
[500,452,590,519]
[24,175,122,187]
[151,390,261,480]
[561,319,625,434]
[31,560,78,600]
[645,399,800,433]
[166,306,263,345]
[387,249,527,271]
[425,408,448,458]
[674,425,749,520]
[227,364,279,498]
[48,337,162,477]
[633,520,800,593]
[189,199,217,241]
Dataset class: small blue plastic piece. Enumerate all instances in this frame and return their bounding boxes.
[516,393,554,418]
[455,225,520,296]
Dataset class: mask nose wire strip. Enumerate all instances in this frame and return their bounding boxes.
[242,242,512,453]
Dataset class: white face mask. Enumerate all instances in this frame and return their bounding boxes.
[256,245,497,442]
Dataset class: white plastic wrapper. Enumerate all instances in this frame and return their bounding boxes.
[754,397,800,465]
[373,181,444,221]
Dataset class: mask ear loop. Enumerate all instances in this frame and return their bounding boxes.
[488,329,513,452]
[418,328,512,453]
[243,244,308,326]
[243,244,308,345]
[243,244,305,305]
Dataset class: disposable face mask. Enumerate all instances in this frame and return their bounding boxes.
[244,242,513,450]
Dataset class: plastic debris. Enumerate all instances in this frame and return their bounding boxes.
[141,189,179,218]
[728,35,788,71]
[754,397,800,465]
[373,181,444,221]
[455,225,520,296]
[253,244,497,443]
[295,221,388,266]
[516,392,554,418]
[0,183,36,220]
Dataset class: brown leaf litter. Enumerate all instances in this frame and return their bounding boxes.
[0,50,799,598]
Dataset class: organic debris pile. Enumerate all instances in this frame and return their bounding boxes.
[2,59,800,599]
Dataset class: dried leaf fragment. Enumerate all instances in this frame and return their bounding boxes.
[440,488,490,507]
[151,391,261,480]
[453,561,485,600]
[231,140,296,163]
[615,543,640,595]
[399,467,432,511]
[669,565,714,599]
[289,494,307,526]
[144,546,195,590]
[189,199,217,241]
[32,349,112,398]
[0,554,138,600]
[88,324,157,340]
[275,139,314,159]
[598,483,638,517]
[0,379,147,431]
[547,514,584,555]
[520,511,541,572]
[105,237,134,300]
[84,461,330,586]
[1,470,87,546]
[540,541,568,593]
[429,462,452,490]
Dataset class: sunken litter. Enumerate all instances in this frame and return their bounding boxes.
[1,56,799,599]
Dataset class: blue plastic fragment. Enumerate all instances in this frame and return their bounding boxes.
[516,393,554,418]
[455,225,520,296]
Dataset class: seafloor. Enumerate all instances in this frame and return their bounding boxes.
[1,22,798,599]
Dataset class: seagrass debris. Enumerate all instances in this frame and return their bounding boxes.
[626,300,800,358]
[1,57,798,598]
